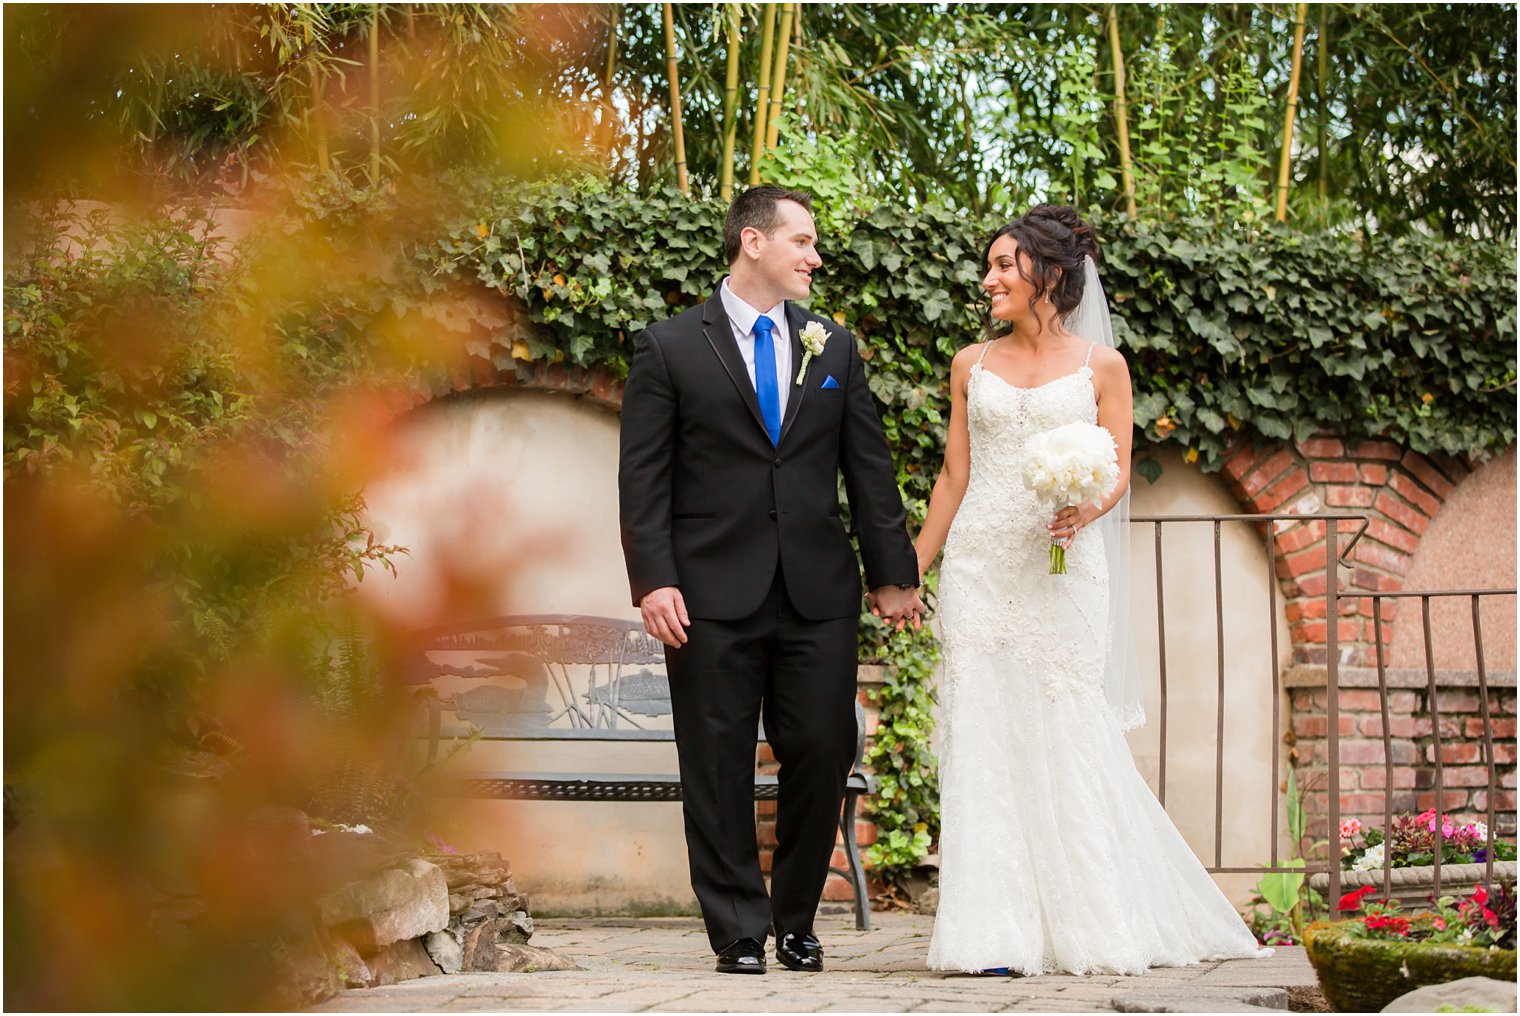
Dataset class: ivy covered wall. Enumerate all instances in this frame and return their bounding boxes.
[428,181,1516,492]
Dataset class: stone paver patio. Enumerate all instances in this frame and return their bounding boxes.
[310,911,1316,1013]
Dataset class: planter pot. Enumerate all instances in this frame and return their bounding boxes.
[1303,920,1516,1013]
[1309,861,1517,910]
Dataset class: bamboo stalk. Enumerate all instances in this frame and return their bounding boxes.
[748,3,777,185]
[720,4,742,200]
[309,61,330,175]
[764,3,795,152]
[1107,4,1137,218]
[601,6,620,156]
[368,3,381,187]
[1317,5,1328,213]
[663,2,689,195]
[1274,2,1309,222]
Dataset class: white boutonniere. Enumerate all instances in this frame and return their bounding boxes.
[795,320,831,385]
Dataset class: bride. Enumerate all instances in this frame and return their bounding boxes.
[914,205,1269,975]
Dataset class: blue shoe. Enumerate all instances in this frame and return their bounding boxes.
[976,966,1011,976]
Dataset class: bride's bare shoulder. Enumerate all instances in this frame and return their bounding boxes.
[1089,343,1128,373]
[950,342,987,374]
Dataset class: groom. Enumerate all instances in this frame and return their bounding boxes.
[619,186,922,974]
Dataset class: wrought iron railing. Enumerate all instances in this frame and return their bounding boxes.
[1133,511,1513,907]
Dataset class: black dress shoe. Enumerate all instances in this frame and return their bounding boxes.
[715,937,767,974]
[775,930,824,972]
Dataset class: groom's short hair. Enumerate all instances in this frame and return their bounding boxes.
[724,185,814,263]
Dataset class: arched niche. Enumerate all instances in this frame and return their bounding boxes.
[1388,445,1516,672]
[359,388,697,915]
[1125,447,1294,904]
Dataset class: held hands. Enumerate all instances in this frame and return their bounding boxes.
[640,586,690,647]
[868,585,925,632]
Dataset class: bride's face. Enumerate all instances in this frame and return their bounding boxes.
[983,235,1039,323]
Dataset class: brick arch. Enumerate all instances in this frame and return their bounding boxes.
[376,353,626,421]
[1219,436,1473,666]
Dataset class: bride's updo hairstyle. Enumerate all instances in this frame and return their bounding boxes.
[983,204,1100,326]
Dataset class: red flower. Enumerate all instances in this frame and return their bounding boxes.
[1339,885,1378,912]
[1471,886,1489,906]
[1363,914,1411,936]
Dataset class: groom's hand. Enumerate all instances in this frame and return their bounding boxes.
[640,586,690,647]
[868,585,925,632]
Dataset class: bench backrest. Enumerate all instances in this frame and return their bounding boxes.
[408,614,867,771]
[406,614,675,740]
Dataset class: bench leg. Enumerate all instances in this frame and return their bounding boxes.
[838,788,871,932]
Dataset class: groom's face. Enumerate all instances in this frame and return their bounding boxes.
[746,199,822,302]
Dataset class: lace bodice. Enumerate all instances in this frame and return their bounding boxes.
[954,353,1099,537]
[939,344,1107,664]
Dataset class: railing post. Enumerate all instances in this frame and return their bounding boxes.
[1325,517,1341,908]
[1472,595,1497,891]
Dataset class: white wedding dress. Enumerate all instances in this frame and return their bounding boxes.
[926,345,1269,975]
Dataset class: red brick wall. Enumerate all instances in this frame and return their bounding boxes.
[1221,436,1473,666]
[1287,670,1518,842]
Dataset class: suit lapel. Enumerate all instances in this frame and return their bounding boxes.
[777,302,811,446]
[700,292,769,439]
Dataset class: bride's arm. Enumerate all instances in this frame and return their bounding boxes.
[912,344,977,578]
[1052,345,1133,539]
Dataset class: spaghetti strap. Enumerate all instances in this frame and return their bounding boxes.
[1082,342,1096,368]
[974,342,993,369]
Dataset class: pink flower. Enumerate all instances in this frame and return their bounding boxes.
[1432,916,1447,931]
[1339,819,1363,840]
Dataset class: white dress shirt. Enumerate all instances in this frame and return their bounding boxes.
[720,277,792,417]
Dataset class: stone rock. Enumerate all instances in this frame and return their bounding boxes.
[1381,976,1518,1013]
[437,851,513,891]
[426,899,507,973]
[462,917,504,971]
[503,908,534,943]
[268,922,343,1009]
[330,936,373,989]
[496,942,580,973]
[430,851,529,929]
[365,937,443,986]
[319,858,449,954]
[423,928,464,974]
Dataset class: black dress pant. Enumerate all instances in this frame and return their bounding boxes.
[664,571,860,952]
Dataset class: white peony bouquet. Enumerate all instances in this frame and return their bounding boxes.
[1019,421,1121,574]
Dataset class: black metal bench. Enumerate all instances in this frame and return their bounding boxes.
[409,614,875,930]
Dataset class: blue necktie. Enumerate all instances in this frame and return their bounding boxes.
[753,315,781,446]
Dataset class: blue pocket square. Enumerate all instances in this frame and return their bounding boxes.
[820,375,840,390]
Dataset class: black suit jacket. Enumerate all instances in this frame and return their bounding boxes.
[619,291,918,621]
